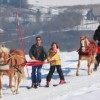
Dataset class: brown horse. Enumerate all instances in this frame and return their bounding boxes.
[0,45,26,98]
[76,36,97,76]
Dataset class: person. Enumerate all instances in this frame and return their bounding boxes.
[93,25,100,71]
[29,36,47,88]
[45,42,65,87]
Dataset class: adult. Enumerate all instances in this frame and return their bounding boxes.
[93,25,100,71]
[29,36,47,88]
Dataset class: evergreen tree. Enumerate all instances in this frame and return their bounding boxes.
[7,0,28,8]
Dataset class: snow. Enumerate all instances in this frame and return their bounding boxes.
[0,29,4,33]
[73,20,100,31]
[1,51,100,100]
[28,0,100,7]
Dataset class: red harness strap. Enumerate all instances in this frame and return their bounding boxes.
[97,47,100,54]
[78,41,96,55]
[25,61,48,66]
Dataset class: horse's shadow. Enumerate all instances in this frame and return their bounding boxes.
[64,60,78,62]
[2,84,9,90]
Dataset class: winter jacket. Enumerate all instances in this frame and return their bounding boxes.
[29,44,47,61]
[93,29,100,41]
[48,49,61,66]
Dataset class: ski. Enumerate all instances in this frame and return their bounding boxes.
[53,81,70,87]
[26,86,33,89]
[26,86,38,89]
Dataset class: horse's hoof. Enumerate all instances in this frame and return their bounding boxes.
[11,87,16,94]
[16,91,19,94]
[91,70,93,73]
[0,95,3,98]
[76,73,79,76]
[88,73,91,75]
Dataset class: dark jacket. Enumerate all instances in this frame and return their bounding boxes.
[93,25,100,41]
[29,44,47,61]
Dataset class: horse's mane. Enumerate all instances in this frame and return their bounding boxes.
[0,44,10,55]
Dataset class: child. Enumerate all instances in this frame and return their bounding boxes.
[46,42,65,87]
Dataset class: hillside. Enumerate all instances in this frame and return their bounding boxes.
[0,4,100,52]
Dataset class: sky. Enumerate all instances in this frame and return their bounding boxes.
[28,0,100,7]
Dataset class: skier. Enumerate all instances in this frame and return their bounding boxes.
[29,36,47,88]
[93,25,100,71]
[45,42,65,87]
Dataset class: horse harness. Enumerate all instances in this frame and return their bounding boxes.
[78,40,97,55]
[0,54,26,73]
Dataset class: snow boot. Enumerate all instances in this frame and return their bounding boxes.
[37,83,41,87]
[93,64,98,71]
[31,83,38,88]
[45,81,50,87]
[59,80,66,84]
[34,84,38,88]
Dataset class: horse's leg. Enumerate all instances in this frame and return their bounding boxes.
[16,67,25,94]
[14,71,20,94]
[76,59,81,76]
[9,73,16,94]
[90,63,93,73]
[88,56,95,74]
[16,72,22,94]
[90,57,94,73]
[0,72,3,98]
[87,59,91,75]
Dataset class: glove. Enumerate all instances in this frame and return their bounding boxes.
[47,57,52,62]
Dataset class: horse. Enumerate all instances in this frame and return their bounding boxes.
[76,36,97,76]
[0,44,26,98]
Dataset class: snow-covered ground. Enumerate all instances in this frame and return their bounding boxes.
[73,20,100,31]
[1,51,100,100]
[0,29,4,33]
[28,0,100,7]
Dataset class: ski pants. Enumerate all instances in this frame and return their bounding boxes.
[46,65,65,82]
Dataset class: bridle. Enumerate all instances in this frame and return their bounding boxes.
[80,37,90,52]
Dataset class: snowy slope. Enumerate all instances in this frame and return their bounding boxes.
[1,51,100,100]
[28,0,100,7]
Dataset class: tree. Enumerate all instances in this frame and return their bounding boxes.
[0,0,9,4]
[36,9,41,23]
[8,0,28,8]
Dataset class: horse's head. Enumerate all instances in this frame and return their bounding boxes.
[0,44,10,64]
[80,36,90,52]
[0,51,5,64]
[0,44,10,55]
